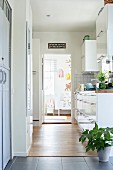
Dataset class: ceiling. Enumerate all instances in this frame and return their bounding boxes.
[31,0,104,32]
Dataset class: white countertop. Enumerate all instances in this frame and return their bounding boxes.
[75,90,96,95]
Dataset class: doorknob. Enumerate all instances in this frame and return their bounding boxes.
[97,30,104,38]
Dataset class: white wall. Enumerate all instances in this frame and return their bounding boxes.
[33,31,96,122]
[33,32,95,72]
[13,0,27,156]
[12,0,32,156]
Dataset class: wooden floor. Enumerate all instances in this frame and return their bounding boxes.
[29,124,97,156]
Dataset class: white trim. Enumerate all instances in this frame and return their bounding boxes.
[14,145,31,157]
[13,152,28,157]
[27,145,31,155]
[43,54,72,124]
[14,144,32,157]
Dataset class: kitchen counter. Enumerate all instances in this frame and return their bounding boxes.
[96,92,113,156]
[76,90,96,95]
[75,89,113,156]
[77,89,113,94]
[95,89,113,93]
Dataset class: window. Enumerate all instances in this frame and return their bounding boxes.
[44,59,56,95]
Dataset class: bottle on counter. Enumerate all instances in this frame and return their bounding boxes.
[78,84,84,91]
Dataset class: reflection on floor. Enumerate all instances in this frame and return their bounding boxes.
[5,157,113,170]
[29,124,97,157]
[44,115,71,123]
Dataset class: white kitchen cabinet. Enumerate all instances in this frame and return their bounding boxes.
[3,69,10,169]
[82,40,99,72]
[0,70,2,170]
[0,7,10,68]
[0,7,3,65]
[0,69,10,170]
[96,4,113,35]
[96,4,113,60]
[96,92,113,156]
[75,91,96,131]
[2,12,10,68]
[0,4,11,170]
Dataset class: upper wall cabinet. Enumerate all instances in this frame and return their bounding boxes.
[82,40,99,72]
[96,4,113,60]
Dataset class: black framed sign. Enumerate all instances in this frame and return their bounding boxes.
[48,43,66,49]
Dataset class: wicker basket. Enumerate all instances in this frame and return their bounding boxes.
[104,0,113,4]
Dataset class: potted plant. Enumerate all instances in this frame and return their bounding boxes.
[97,71,107,89]
[104,0,113,5]
[79,123,113,162]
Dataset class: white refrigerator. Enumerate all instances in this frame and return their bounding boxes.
[0,68,10,170]
[0,5,11,170]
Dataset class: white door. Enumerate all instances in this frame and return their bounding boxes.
[2,11,10,68]
[0,7,3,65]
[26,28,32,115]
[0,5,11,170]
[3,69,10,169]
[0,68,3,170]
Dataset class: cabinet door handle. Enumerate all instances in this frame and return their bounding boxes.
[3,71,6,84]
[32,71,37,74]
[0,69,3,84]
[90,103,96,105]
[97,30,103,38]
[83,101,87,103]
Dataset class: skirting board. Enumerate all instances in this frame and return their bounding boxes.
[27,145,31,156]
[33,120,39,126]
[13,152,28,157]
[13,145,32,157]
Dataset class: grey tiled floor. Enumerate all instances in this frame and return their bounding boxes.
[5,157,113,170]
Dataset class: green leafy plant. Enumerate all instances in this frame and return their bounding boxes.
[97,71,107,83]
[79,123,113,152]
[97,71,107,89]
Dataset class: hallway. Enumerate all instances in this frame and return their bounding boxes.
[29,124,96,157]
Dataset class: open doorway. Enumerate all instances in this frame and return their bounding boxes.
[43,54,71,123]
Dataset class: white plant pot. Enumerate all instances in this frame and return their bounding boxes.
[97,147,111,162]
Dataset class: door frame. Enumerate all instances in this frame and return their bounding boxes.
[41,53,72,124]
[8,0,12,161]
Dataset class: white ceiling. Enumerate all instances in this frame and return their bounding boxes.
[31,0,104,32]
